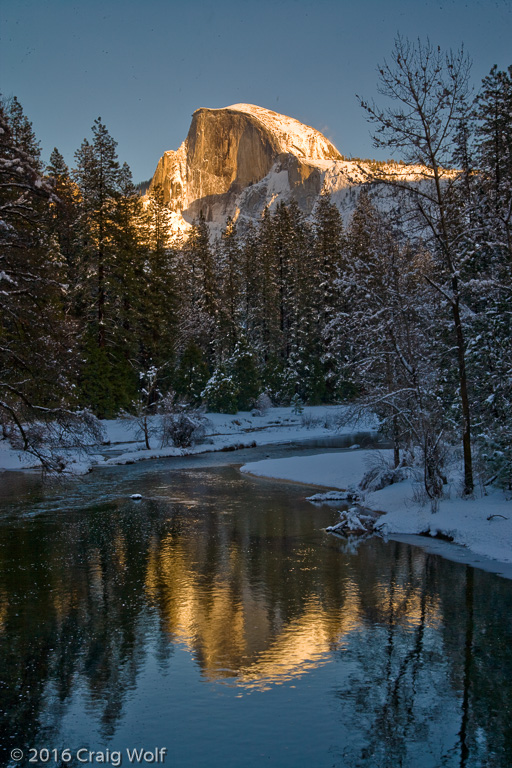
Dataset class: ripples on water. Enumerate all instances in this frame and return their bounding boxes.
[0,446,511,767]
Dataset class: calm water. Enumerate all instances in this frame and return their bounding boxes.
[0,444,511,768]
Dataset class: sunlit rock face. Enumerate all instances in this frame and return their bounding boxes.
[148,103,427,238]
[147,104,357,236]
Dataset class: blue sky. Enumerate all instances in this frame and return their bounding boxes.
[1,0,511,182]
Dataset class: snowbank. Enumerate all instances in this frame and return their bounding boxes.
[240,449,391,489]
[241,450,512,569]
[0,406,377,473]
[96,406,376,466]
[0,441,38,470]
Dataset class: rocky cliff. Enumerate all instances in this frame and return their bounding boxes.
[147,104,417,236]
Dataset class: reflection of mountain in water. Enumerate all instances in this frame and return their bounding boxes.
[144,528,442,691]
[0,465,511,766]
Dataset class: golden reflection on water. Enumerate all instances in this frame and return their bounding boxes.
[0,501,445,698]
[0,483,444,701]
[1,473,510,768]
[374,578,442,629]
[235,594,361,691]
[143,530,442,691]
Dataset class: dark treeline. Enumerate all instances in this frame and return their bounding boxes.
[1,39,511,493]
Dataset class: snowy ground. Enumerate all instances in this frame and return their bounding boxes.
[241,449,512,574]
[0,406,376,474]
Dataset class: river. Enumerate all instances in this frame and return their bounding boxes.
[0,441,511,767]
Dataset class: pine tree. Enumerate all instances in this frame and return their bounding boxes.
[46,148,80,291]
[73,118,122,348]
[107,162,144,405]
[217,216,241,358]
[139,183,178,377]
[73,119,138,416]
[276,201,322,402]
[254,207,281,369]
[0,98,98,468]
[239,221,261,347]
[272,202,295,364]
[144,183,172,256]
[174,340,209,404]
[311,194,346,401]
[229,335,260,411]
[474,64,512,257]
[2,95,42,169]
[0,98,68,404]
[466,65,512,488]
[312,194,345,326]
[201,366,239,414]
[178,214,218,361]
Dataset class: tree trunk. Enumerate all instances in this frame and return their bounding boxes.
[452,289,474,495]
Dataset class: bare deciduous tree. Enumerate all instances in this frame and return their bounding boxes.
[360,36,475,494]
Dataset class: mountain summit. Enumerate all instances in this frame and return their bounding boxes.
[220,103,342,161]
[148,104,375,235]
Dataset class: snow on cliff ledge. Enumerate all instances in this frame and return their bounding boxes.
[223,103,342,161]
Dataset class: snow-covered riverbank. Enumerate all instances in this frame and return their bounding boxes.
[241,449,512,571]
[0,406,376,473]
[3,405,510,575]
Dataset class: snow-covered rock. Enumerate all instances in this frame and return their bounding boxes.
[306,490,360,503]
[146,103,423,238]
[326,507,377,535]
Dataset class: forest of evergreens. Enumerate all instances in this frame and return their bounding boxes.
[1,40,510,494]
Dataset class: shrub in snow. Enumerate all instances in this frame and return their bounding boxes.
[132,366,162,449]
[326,507,377,535]
[290,393,304,415]
[201,367,239,414]
[300,411,321,429]
[131,410,159,450]
[160,397,209,448]
[359,464,410,492]
[252,392,273,416]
